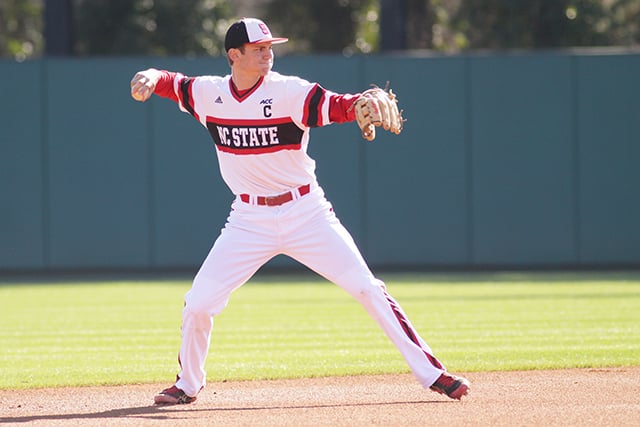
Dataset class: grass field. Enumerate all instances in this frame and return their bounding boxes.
[0,271,639,390]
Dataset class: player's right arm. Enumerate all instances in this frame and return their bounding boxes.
[131,68,208,126]
[130,68,178,103]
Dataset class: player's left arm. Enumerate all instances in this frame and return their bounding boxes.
[328,93,360,123]
[307,85,404,141]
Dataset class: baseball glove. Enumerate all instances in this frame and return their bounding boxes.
[352,84,404,141]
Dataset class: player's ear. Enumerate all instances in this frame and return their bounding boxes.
[228,48,241,63]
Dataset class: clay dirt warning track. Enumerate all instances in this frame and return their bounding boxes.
[1,367,639,426]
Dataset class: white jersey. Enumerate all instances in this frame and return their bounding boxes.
[170,71,334,196]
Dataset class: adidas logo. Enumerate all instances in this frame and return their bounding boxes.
[215,96,223,104]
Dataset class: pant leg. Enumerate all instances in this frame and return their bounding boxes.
[279,190,445,388]
[328,265,445,388]
[176,202,278,396]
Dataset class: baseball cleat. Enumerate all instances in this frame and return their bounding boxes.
[429,372,470,400]
[154,385,197,405]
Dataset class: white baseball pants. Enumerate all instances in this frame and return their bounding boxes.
[175,186,445,397]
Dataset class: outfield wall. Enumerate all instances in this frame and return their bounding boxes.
[1,51,639,272]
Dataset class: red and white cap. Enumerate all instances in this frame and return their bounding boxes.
[224,18,288,52]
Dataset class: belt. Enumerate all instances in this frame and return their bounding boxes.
[239,184,311,207]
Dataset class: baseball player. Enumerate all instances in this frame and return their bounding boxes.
[130,17,470,405]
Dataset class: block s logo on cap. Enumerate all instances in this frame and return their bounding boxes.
[259,23,270,35]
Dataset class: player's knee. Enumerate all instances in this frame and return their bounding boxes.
[182,307,212,333]
[183,281,229,318]
[181,300,210,330]
[335,266,386,299]
[183,299,209,318]
[350,278,388,305]
[363,280,386,297]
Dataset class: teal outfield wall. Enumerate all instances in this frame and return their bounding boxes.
[1,51,639,272]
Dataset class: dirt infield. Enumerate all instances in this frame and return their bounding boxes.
[1,367,638,426]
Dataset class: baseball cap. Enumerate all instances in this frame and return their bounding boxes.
[224,18,288,52]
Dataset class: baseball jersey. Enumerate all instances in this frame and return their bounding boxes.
[155,70,356,196]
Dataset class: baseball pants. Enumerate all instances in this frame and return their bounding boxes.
[175,185,445,397]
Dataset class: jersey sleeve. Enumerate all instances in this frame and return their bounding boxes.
[298,82,359,127]
[328,93,359,123]
[152,70,201,121]
[174,76,200,120]
[300,84,328,128]
[153,70,178,102]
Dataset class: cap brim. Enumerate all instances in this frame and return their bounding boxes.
[248,37,289,45]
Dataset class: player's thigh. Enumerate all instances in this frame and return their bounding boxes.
[286,214,369,284]
[186,222,277,315]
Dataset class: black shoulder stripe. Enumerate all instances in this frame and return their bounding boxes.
[179,77,196,117]
[305,85,324,127]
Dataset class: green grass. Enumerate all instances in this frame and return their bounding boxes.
[0,272,639,389]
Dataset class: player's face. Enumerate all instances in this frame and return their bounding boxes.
[237,42,274,76]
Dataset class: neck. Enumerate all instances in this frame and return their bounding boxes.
[231,70,263,91]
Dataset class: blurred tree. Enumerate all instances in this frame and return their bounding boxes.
[72,0,233,56]
[450,0,640,50]
[45,0,73,55]
[406,0,435,49]
[0,0,43,60]
[262,0,378,54]
[1,0,638,58]
[609,0,640,45]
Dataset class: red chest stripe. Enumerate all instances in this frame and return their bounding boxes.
[206,116,304,155]
[212,116,295,126]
